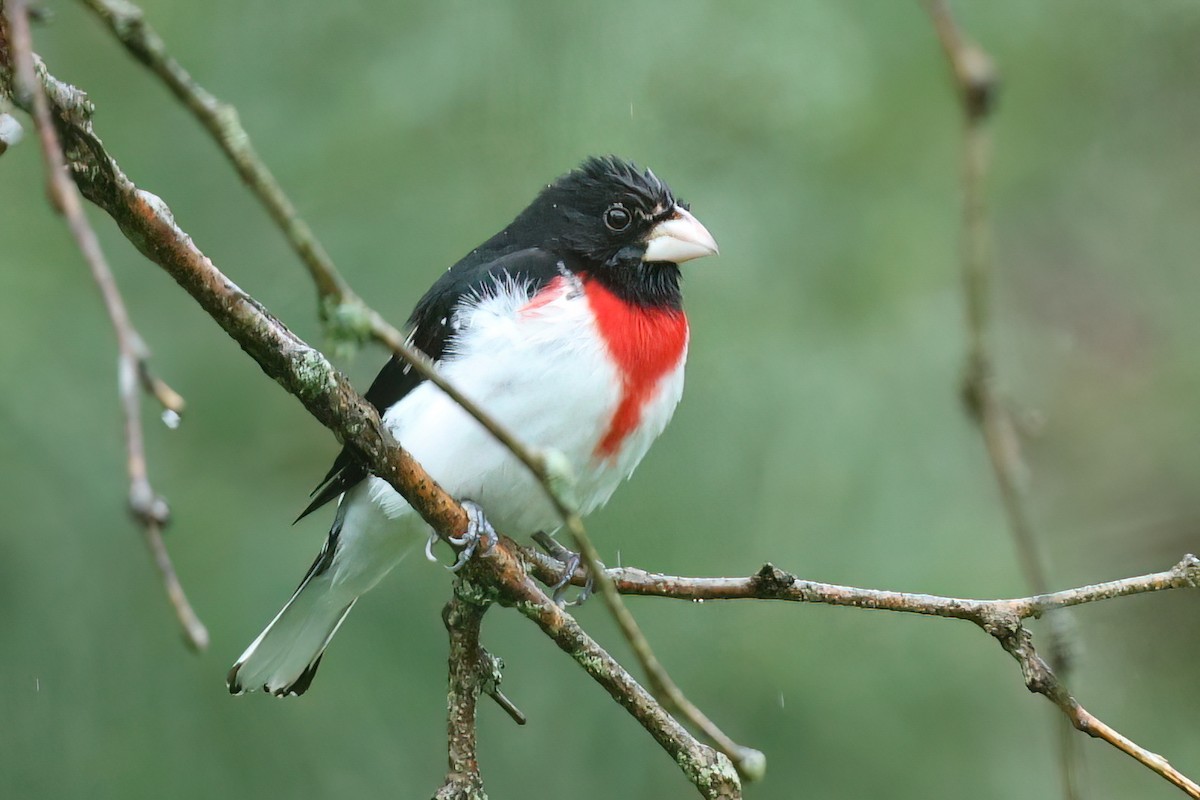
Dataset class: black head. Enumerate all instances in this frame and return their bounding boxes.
[508,156,718,271]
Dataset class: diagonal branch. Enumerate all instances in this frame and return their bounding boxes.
[2,0,205,650]
[79,0,761,778]
[990,619,1199,799]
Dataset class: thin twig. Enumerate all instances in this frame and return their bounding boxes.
[77,0,540,479]
[2,0,205,650]
[925,2,1081,796]
[595,556,1200,621]
[516,546,1200,622]
[79,0,759,776]
[989,617,1200,800]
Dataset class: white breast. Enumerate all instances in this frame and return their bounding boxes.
[367,272,682,536]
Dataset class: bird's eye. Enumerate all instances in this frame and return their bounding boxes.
[603,204,632,232]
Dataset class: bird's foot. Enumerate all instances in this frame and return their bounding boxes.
[549,550,582,604]
[447,500,497,572]
[533,531,595,607]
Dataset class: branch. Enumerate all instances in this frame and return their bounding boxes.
[79,0,762,779]
[76,0,571,522]
[2,0,205,650]
[990,618,1200,800]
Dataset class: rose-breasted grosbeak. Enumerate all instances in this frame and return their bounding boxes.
[228,156,718,697]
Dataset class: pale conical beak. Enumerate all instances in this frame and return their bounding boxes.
[641,206,719,264]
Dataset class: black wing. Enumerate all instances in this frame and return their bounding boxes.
[295,247,567,521]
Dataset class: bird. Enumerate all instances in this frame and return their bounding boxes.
[227,155,718,697]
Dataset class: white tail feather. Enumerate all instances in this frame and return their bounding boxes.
[227,573,356,697]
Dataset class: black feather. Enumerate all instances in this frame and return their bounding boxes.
[277,654,324,697]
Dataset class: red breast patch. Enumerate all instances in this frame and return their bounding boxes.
[584,279,688,458]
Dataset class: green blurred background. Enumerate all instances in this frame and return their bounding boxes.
[2,1,1198,798]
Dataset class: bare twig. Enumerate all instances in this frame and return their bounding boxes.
[925,2,1081,796]
[989,618,1200,800]
[81,0,554,494]
[596,556,1200,621]
[79,0,760,777]
[2,0,204,650]
[79,0,550,507]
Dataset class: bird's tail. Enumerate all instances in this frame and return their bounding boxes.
[227,563,356,697]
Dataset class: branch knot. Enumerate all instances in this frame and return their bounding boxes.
[753,563,796,596]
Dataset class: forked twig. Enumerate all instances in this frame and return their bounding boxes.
[2,0,205,650]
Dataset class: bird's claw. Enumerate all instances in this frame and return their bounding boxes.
[532,532,595,607]
[549,551,581,605]
[447,500,497,572]
[570,573,594,607]
[566,570,594,607]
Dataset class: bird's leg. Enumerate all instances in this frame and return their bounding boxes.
[447,500,497,572]
[532,531,596,606]
[551,551,583,604]
[570,570,595,607]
